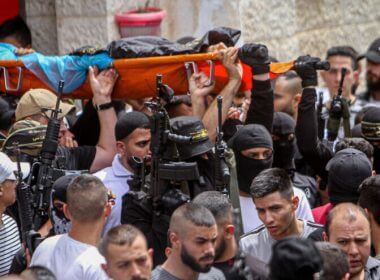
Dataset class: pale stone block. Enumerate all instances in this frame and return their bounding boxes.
[57,18,108,54]
[27,17,58,54]
[25,0,55,17]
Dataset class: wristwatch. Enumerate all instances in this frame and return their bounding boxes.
[94,101,113,111]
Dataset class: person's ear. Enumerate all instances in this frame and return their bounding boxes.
[292,195,299,211]
[320,70,327,81]
[293,93,301,107]
[353,69,360,84]
[170,232,179,249]
[104,203,112,218]
[225,225,235,239]
[63,204,72,220]
[322,231,328,241]
[116,140,127,155]
[0,184,3,197]
[101,264,109,276]
[148,248,154,257]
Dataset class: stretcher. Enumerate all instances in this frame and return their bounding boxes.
[0,53,295,99]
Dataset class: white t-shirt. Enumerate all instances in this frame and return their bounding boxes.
[31,234,107,280]
[239,187,314,233]
[94,154,132,236]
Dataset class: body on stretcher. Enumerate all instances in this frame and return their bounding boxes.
[0,53,295,99]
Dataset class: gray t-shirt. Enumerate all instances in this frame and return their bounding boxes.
[239,219,323,264]
[151,265,226,280]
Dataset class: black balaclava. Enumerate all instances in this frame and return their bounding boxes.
[228,124,273,194]
[272,112,296,170]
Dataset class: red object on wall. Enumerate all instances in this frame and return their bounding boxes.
[0,0,19,25]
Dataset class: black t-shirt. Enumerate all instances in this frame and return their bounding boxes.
[56,145,96,171]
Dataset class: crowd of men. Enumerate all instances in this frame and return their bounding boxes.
[0,15,380,280]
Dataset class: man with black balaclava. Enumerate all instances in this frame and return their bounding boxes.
[228,44,313,233]
[272,112,318,207]
[170,116,216,198]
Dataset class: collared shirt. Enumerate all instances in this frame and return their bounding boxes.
[365,256,380,280]
[94,154,132,236]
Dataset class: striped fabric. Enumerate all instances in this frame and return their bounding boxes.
[0,214,21,276]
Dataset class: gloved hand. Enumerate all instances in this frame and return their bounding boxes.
[238,43,270,74]
[294,55,320,87]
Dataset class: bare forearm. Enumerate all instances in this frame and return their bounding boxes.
[203,79,241,143]
[97,108,117,151]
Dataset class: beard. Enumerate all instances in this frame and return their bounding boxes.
[367,76,380,92]
[214,238,226,262]
[181,244,214,273]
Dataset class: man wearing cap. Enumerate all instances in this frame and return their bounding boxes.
[359,38,380,105]
[0,152,29,276]
[14,66,118,173]
[312,148,372,225]
[170,116,216,196]
[95,111,151,235]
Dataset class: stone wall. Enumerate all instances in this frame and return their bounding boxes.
[24,0,380,59]
[240,0,380,61]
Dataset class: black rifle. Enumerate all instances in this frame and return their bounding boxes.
[214,96,230,195]
[317,91,325,140]
[146,74,200,215]
[327,68,351,141]
[14,148,42,255]
[28,80,65,231]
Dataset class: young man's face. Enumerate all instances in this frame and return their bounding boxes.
[274,77,299,118]
[103,235,153,280]
[327,214,371,278]
[176,224,217,273]
[117,128,151,169]
[366,61,380,90]
[0,179,17,206]
[254,191,298,240]
[321,55,358,98]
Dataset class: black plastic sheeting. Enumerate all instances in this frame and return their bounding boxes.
[107,27,241,59]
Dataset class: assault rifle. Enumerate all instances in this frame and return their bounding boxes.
[214,96,230,195]
[27,80,65,231]
[15,148,42,255]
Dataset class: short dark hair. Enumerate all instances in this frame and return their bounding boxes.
[20,265,56,280]
[325,203,368,237]
[326,46,359,70]
[192,191,232,224]
[315,242,349,280]
[358,176,380,225]
[250,168,293,200]
[335,138,374,159]
[0,16,32,47]
[67,174,108,223]
[99,224,146,258]
[170,203,216,233]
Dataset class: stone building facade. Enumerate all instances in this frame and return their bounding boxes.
[24,0,380,61]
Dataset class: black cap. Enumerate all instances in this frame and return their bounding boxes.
[273,112,295,135]
[115,111,150,141]
[170,116,213,160]
[326,148,372,204]
[52,174,79,203]
[361,106,380,141]
[269,236,323,280]
[227,124,273,152]
[359,38,380,63]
